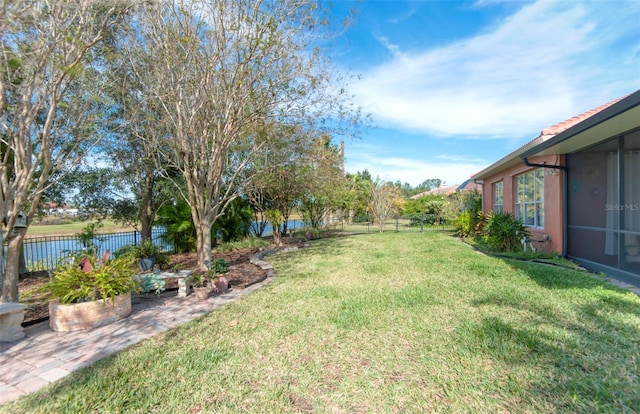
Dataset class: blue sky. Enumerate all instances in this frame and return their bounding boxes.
[328,0,640,187]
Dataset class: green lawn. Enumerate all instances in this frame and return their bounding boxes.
[27,219,135,237]
[4,232,640,413]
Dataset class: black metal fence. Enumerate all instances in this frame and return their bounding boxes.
[18,215,454,272]
[327,214,455,234]
[21,228,170,272]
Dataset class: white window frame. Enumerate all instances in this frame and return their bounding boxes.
[515,169,544,228]
[492,181,503,213]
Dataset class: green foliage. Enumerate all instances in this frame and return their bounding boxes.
[210,258,229,275]
[139,273,166,295]
[115,240,169,269]
[155,199,196,253]
[157,197,252,251]
[482,211,529,252]
[454,211,474,238]
[42,255,138,304]
[402,195,448,219]
[189,271,208,288]
[134,240,162,258]
[213,197,253,243]
[264,209,284,227]
[76,221,105,255]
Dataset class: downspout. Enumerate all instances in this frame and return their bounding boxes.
[521,157,568,257]
[473,180,484,212]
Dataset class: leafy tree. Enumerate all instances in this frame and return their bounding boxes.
[212,198,253,243]
[417,178,443,193]
[265,209,284,247]
[299,136,346,228]
[402,195,449,223]
[0,1,130,302]
[127,0,358,270]
[245,124,312,237]
[98,16,175,243]
[342,171,373,223]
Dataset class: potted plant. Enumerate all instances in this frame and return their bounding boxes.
[209,258,230,294]
[117,240,167,272]
[42,253,138,331]
[190,271,210,300]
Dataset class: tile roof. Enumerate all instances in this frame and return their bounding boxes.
[471,92,633,180]
[540,95,629,136]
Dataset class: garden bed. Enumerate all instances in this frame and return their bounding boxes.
[18,245,272,325]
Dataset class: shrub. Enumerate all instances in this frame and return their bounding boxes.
[210,258,229,275]
[140,273,166,295]
[114,240,170,270]
[42,254,138,304]
[454,211,473,238]
[482,211,529,252]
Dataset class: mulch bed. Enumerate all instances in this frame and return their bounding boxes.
[18,245,276,325]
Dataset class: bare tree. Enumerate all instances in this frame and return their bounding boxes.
[129,0,356,269]
[0,1,128,302]
[369,179,402,232]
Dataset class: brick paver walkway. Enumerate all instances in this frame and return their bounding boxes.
[0,276,273,406]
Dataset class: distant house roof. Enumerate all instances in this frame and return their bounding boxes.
[457,179,482,193]
[472,92,637,181]
[410,184,459,199]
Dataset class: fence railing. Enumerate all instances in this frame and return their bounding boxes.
[18,215,454,272]
[327,214,455,234]
[21,228,170,272]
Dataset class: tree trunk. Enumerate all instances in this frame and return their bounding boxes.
[1,234,24,302]
[195,218,212,271]
[273,226,283,247]
[18,246,28,275]
[139,172,154,242]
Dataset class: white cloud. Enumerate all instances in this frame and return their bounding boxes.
[351,0,640,138]
[375,35,402,57]
[345,153,487,187]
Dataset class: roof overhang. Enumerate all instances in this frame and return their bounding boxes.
[520,89,640,159]
[471,89,640,181]
[470,135,549,180]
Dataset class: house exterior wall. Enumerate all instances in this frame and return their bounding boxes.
[480,155,565,254]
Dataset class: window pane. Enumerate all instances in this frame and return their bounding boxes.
[535,170,544,202]
[517,176,525,203]
[529,204,537,226]
[537,202,544,227]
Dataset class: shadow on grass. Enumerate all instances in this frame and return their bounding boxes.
[465,259,640,411]
[267,237,356,280]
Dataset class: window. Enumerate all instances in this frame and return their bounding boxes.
[515,169,544,227]
[493,181,503,213]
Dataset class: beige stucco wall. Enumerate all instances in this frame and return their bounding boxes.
[480,155,565,254]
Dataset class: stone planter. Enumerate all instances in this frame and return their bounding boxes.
[49,292,132,332]
[193,286,210,300]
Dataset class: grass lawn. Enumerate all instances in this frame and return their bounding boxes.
[26,219,135,237]
[3,232,639,413]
